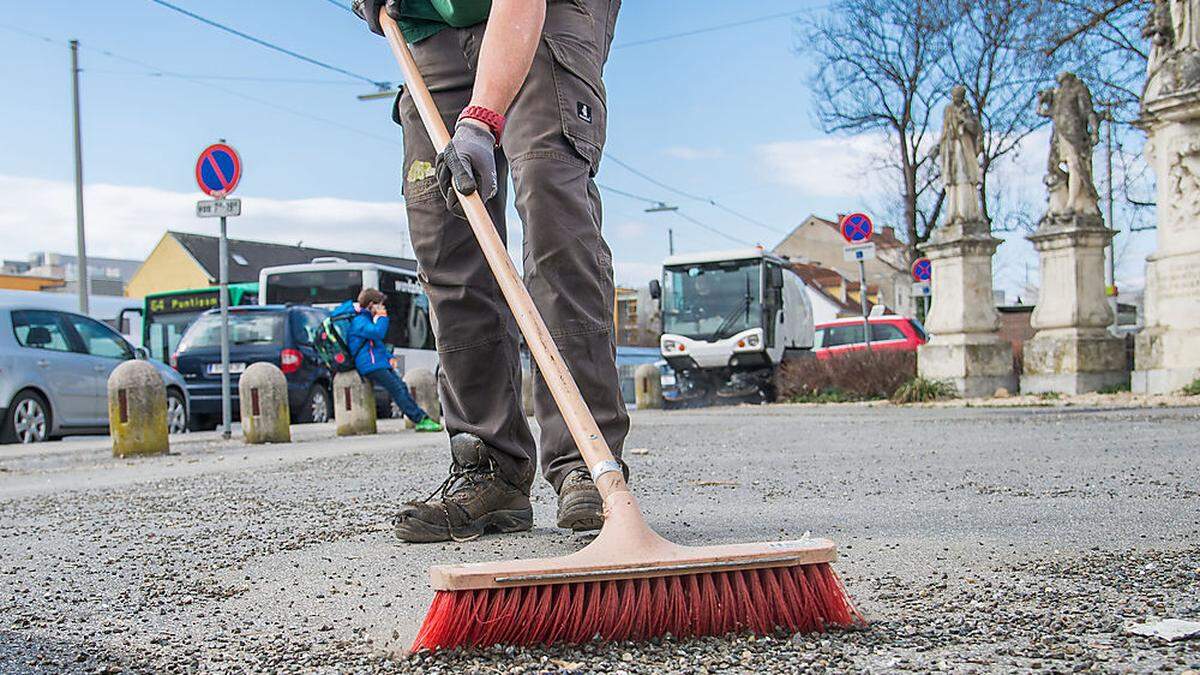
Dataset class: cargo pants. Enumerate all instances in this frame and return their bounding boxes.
[395,0,628,492]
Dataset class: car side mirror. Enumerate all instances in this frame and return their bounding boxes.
[768,267,785,289]
[134,346,150,360]
[648,279,661,300]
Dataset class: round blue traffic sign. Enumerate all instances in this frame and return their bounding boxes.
[195,143,242,197]
[840,212,873,244]
[912,257,932,282]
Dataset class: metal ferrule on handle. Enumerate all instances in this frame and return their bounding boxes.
[379,12,628,501]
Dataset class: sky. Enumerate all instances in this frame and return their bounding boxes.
[0,1,1158,299]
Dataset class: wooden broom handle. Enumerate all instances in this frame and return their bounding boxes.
[380,12,629,499]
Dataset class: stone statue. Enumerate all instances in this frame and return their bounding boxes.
[931,85,983,223]
[1143,0,1200,99]
[1037,73,1101,218]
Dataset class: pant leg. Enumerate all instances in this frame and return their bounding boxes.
[365,368,426,423]
[499,0,629,492]
[397,28,535,489]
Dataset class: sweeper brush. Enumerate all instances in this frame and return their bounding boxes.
[378,9,863,652]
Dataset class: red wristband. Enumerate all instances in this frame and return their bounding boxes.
[458,105,505,145]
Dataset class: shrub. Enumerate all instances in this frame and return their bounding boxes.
[890,377,958,404]
[1182,379,1200,396]
[1097,381,1130,395]
[776,350,916,403]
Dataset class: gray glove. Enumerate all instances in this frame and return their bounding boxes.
[351,0,392,36]
[436,122,498,219]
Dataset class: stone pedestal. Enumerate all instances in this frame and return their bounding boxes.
[917,218,1016,397]
[403,368,441,428]
[107,360,169,458]
[1022,214,1127,394]
[238,363,291,444]
[1133,89,1200,393]
[333,371,377,436]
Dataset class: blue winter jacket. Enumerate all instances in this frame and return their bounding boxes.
[347,308,393,375]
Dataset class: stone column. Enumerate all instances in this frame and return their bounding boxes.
[1132,67,1200,392]
[917,218,1016,397]
[1022,214,1127,393]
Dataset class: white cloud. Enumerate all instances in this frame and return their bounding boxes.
[0,175,412,262]
[663,146,725,161]
[614,261,661,287]
[756,134,892,199]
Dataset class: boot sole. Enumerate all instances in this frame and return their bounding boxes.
[395,508,532,544]
[557,490,604,532]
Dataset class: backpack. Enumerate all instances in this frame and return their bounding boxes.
[313,301,361,372]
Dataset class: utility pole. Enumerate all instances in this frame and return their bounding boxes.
[668,229,675,255]
[644,201,678,256]
[70,40,90,314]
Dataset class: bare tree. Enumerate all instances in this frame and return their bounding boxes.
[802,0,952,261]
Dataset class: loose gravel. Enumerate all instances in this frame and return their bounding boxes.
[0,405,1197,673]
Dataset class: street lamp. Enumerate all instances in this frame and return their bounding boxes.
[644,202,678,255]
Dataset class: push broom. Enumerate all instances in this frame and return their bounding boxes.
[378,9,862,651]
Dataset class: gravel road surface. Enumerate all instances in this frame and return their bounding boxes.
[1,404,1197,673]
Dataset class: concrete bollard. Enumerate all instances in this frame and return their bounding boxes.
[333,370,377,436]
[634,363,663,410]
[107,360,169,458]
[403,368,441,429]
[238,363,291,444]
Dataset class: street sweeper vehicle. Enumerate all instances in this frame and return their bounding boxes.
[651,248,814,406]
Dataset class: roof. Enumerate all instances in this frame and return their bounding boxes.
[779,215,907,251]
[169,231,417,284]
[784,262,864,315]
[662,247,766,267]
[816,316,909,327]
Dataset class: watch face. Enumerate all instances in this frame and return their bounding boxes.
[577,101,593,123]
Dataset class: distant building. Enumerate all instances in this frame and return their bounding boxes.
[1,251,140,296]
[785,262,879,324]
[774,215,913,316]
[126,231,417,298]
[614,286,660,347]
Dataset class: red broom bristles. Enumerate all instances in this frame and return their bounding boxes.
[411,562,863,652]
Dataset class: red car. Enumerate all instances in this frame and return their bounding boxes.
[813,316,927,360]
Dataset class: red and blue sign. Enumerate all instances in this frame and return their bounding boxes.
[195,143,242,197]
[839,212,873,244]
[911,257,932,282]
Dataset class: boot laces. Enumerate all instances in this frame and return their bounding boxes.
[408,456,498,543]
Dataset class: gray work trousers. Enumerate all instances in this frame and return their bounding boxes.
[396,0,628,492]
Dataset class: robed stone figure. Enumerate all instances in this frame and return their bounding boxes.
[932,86,983,223]
[1037,72,1101,218]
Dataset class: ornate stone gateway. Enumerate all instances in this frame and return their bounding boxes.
[918,86,1017,398]
[1022,73,1128,394]
[1134,0,1200,393]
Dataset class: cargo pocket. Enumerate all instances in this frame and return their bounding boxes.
[545,35,607,175]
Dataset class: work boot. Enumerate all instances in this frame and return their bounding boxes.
[556,467,604,532]
[393,433,533,543]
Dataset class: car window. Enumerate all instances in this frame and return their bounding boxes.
[67,313,134,359]
[871,323,906,341]
[823,324,864,348]
[178,311,285,351]
[11,310,73,352]
[292,310,325,346]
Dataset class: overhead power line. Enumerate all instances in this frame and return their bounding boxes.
[597,184,756,247]
[318,0,356,13]
[603,153,788,236]
[148,0,389,88]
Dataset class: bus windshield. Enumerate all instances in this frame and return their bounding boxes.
[661,260,762,341]
[264,270,363,306]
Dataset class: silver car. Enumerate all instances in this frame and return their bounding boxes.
[0,306,189,443]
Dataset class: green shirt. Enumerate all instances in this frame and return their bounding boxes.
[395,0,491,43]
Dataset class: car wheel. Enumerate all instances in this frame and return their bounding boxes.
[300,385,331,424]
[3,391,51,444]
[166,390,188,435]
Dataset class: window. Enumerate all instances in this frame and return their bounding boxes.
[870,323,906,342]
[822,324,865,348]
[292,310,326,346]
[379,271,435,349]
[177,311,285,351]
[11,311,73,352]
[264,270,363,306]
[67,314,134,359]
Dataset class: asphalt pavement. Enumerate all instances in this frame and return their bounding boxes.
[1,402,1198,673]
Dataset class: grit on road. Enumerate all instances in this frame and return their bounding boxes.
[0,403,1198,673]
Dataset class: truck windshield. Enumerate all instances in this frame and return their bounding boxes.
[661,260,761,341]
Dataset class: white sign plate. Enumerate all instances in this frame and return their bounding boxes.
[196,198,242,218]
[912,282,932,297]
[843,242,876,262]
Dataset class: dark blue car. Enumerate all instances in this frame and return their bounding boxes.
[173,305,392,430]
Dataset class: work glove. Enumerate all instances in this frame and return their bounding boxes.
[351,0,395,36]
[436,122,498,219]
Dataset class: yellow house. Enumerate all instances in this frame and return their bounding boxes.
[126,231,417,298]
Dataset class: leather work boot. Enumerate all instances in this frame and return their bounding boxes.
[556,467,604,532]
[393,433,533,543]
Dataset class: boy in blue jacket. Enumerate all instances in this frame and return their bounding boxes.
[347,288,442,432]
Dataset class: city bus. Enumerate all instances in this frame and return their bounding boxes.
[142,283,259,363]
[258,259,437,373]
